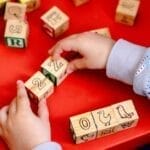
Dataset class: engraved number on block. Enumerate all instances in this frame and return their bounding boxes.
[48,60,63,72]
[79,118,91,130]
[116,105,134,119]
[46,11,62,26]
[8,6,22,18]
[32,78,46,91]
[9,25,22,33]
[97,110,112,126]
[7,38,24,47]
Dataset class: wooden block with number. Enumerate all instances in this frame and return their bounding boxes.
[91,106,118,138]
[4,19,29,48]
[70,112,97,144]
[40,6,69,38]
[111,100,139,131]
[4,2,26,20]
[72,0,90,6]
[115,0,140,26]
[24,71,54,101]
[90,27,111,38]
[18,0,40,12]
[41,57,68,86]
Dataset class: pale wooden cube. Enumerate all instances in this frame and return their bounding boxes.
[72,0,89,6]
[4,19,29,48]
[24,71,54,101]
[91,106,118,138]
[41,57,68,86]
[4,2,26,20]
[90,27,111,38]
[18,0,40,12]
[111,100,139,131]
[40,6,69,38]
[70,112,97,144]
[115,0,140,26]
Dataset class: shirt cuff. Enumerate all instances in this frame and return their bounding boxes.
[32,142,62,150]
[106,39,146,85]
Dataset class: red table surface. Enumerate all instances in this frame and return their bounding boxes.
[0,0,150,149]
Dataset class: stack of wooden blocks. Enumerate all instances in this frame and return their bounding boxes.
[25,56,69,102]
[115,0,141,26]
[70,100,139,144]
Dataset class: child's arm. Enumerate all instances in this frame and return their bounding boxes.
[50,32,149,98]
[0,81,61,150]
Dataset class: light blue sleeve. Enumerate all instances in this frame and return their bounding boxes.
[106,39,150,98]
[32,142,62,150]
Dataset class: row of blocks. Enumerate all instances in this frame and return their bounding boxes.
[24,57,69,102]
[70,100,139,144]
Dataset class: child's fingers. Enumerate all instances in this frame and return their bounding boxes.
[67,58,86,73]
[16,80,31,113]
[0,106,9,127]
[8,97,17,115]
[38,99,50,131]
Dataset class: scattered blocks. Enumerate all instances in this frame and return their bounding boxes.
[90,27,111,38]
[4,19,29,48]
[70,100,139,144]
[72,0,89,6]
[70,112,97,144]
[41,57,68,86]
[24,71,54,101]
[40,6,69,38]
[115,0,140,26]
[4,2,26,20]
[18,0,40,12]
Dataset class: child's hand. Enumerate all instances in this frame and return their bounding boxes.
[0,80,50,150]
[49,32,115,73]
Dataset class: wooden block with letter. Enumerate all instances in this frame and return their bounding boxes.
[41,57,68,86]
[72,0,90,6]
[70,112,97,144]
[115,0,140,26]
[18,0,40,12]
[4,2,26,20]
[90,27,111,38]
[40,6,69,38]
[24,71,54,101]
[111,100,139,131]
[4,19,29,48]
[91,106,118,138]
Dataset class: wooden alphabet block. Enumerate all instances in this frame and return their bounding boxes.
[24,71,54,101]
[4,19,29,48]
[70,112,97,144]
[91,106,118,138]
[18,0,40,12]
[115,0,140,26]
[90,27,111,38]
[72,0,90,6]
[111,100,139,131]
[4,2,26,20]
[40,6,69,38]
[41,57,68,86]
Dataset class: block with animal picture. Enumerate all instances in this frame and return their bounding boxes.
[70,112,97,144]
[4,2,26,20]
[18,0,40,12]
[4,19,29,48]
[72,0,90,6]
[24,71,54,102]
[41,57,68,86]
[115,0,140,26]
[40,6,69,38]
[111,100,139,131]
[90,27,111,38]
[91,106,118,138]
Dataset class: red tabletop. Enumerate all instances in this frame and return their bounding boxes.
[0,0,150,149]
